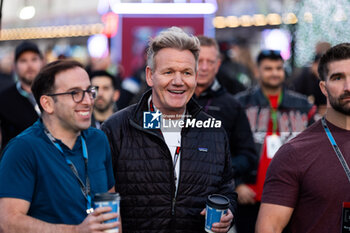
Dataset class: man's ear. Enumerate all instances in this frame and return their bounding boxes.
[40,95,54,114]
[113,90,120,102]
[319,80,328,98]
[145,66,154,87]
[215,59,221,74]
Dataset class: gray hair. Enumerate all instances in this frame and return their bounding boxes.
[147,26,200,71]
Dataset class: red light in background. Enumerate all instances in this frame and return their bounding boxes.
[102,12,119,38]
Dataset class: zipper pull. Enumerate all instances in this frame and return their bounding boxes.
[171,197,176,216]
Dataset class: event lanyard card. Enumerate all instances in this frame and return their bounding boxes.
[266,135,282,159]
[341,202,350,233]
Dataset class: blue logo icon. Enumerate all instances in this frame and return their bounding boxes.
[143,110,162,129]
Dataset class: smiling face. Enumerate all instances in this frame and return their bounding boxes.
[320,59,350,115]
[258,58,285,90]
[146,48,197,116]
[50,67,94,134]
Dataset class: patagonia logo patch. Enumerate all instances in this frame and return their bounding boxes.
[198,148,208,152]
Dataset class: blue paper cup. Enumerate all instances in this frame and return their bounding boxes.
[205,194,230,233]
[94,193,120,233]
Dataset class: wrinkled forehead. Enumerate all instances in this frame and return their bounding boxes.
[154,48,196,70]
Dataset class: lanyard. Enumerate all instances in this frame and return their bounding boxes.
[16,82,41,116]
[150,100,182,194]
[43,126,93,214]
[173,146,181,196]
[203,98,213,113]
[321,117,350,183]
[173,146,181,174]
[266,92,283,134]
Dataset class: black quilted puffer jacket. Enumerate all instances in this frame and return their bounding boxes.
[102,90,237,233]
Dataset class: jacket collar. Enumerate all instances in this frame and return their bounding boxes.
[131,89,202,127]
[195,79,225,99]
[253,86,290,108]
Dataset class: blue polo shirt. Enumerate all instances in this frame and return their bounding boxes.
[0,120,115,224]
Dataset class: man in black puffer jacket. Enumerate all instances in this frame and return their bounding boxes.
[102,27,237,233]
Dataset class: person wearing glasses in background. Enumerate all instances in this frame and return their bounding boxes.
[234,50,316,233]
[0,60,120,233]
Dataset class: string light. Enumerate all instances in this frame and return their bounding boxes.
[212,13,298,28]
[0,24,104,41]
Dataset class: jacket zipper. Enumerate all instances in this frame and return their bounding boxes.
[130,119,184,217]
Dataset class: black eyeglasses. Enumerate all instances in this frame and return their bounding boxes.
[46,86,99,103]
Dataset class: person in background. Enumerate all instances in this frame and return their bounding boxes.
[0,51,15,93]
[193,36,258,223]
[102,27,237,233]
[0,60,119,232]
[256,42,350,233]
[216,39,254,95]
[292,42,331,116]
[0,41,44,152]
[90,70,120,129]
[234,49,316,233]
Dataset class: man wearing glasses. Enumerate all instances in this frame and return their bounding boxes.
[0,60,120,232]
[234,50,316,233]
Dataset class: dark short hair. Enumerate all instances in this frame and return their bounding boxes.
[15,41,42,62]
[31,59,84,112]
[257,49,283,65]
[89,70,121,90]
[318,43,350,81]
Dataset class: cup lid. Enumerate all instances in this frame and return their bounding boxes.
[206,194,230,209]
[94,192,120,202]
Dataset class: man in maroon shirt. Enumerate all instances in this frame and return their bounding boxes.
[256,43,350,233]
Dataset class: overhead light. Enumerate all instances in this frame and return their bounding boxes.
[253,14,267,26]
[283,13,298,24]
[19,6,35,20]
[303,12,313,23]
[266,13,282,25]
[239,15,252,27]
[212,16,226,28]
[88,34,109,58]
[226,16,239,28]
[109,1,217,15]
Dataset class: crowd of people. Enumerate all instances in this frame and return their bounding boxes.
[0,26,348,233]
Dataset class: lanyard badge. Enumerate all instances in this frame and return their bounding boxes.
[342,202,350,232]
[43,125,93,214]
[321,118,350,232]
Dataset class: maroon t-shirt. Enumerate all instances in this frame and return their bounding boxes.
[262,119,350,233]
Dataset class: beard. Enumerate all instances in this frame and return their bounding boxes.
[19,75,34,86]
[94,97,115,113]
[327,89,350,115]
[260,77,284,90]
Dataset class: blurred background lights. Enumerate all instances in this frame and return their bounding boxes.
[262,29,291,60]
[19,6,35,20]
[97,0,110,15]
[109,0,217,14]
[87,34,109,58]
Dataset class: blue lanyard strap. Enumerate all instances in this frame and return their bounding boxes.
[43,125,93,214]
[321,117,350,183]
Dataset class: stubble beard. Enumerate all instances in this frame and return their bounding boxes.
[328,89,350,116]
